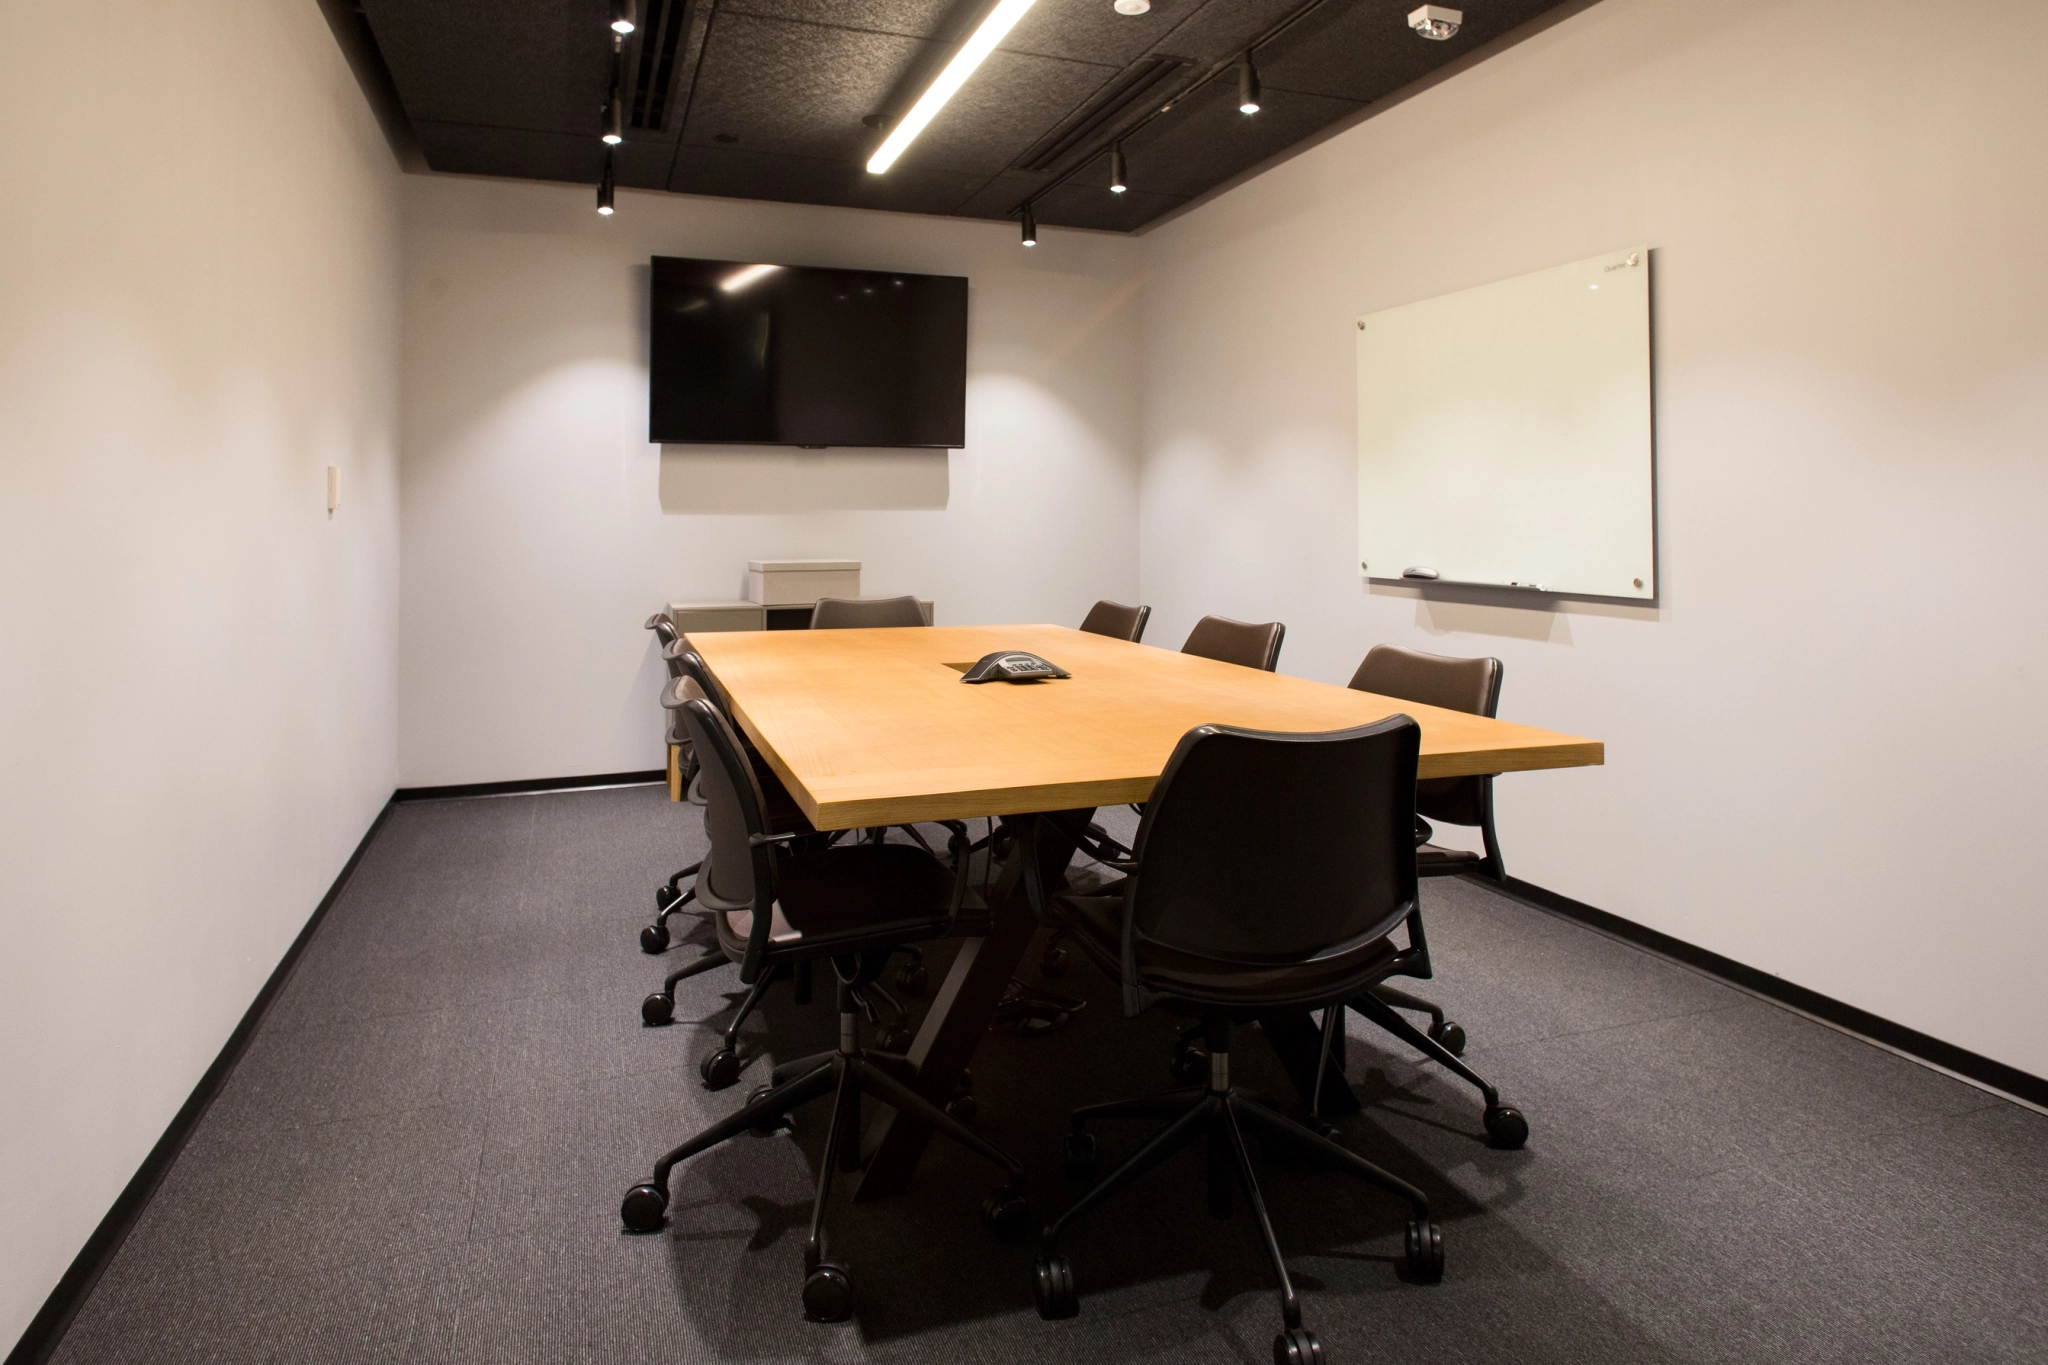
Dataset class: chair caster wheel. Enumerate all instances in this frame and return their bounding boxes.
[1063,1131,1097,1181]
[639,923,670,954]
[1484,1104,1528,1149]
[654,886,678,913]
[747,1084,792,1136]
[1170,1045,1207,1086]
[802,1261,854,1322]
[620,1182,668,1233]
[641,993,674,1026]
[1033,1254,1078,1320]
[944,1092,978,1124]
[700,1048,742,1090]
[876,1023,914,1054]
[1040,945,1067,979]
[1274,1327,1323,1365]
[893,962,929,997]
[983,1189,1031,1241]
[1405,1217,1445,1281]
[1430,1019,1466,1056]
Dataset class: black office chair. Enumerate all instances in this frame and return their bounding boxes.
[621,699,1030,1322]
[1078,599,1150,643]
[1023,717,1446,1362]
[1341,645,1528,1150]
[642,649,932,1087]
[811,595,929,629]
[1181,614,1285,671]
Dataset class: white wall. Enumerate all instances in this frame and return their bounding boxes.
[399,177,1143,787]
[0,0,401,1349]
[1136,0,2048,1076]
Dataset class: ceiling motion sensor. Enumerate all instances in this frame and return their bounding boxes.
[1407,5,1462,40]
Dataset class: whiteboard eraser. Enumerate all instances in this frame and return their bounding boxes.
[1401,566,1439,580]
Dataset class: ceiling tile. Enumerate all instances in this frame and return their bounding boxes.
[363,0,617,136]
[1255,0,1566,102]
[1118,76,1359,197]
[414,122,676,190]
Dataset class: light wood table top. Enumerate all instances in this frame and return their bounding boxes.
[690,624,1603,830]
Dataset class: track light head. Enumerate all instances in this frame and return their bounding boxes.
[610,0,637,35]
[1109,145,1127,194]
[603,89,624,145]
[1021,203,1038,247]
[1237,59,1261,115]
[597,153,615,216]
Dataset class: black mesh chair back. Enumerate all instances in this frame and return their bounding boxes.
[1180,615,1284,671]
[676,699,779,972]
[811,595,928,629]
[1124,716,1418,1003]
[1079,600,1150,643]
[646,610,679,652]
[1350,645,1501,830]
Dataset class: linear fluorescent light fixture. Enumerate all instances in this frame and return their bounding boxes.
[868,0,1039,174]
[719,263,782,293]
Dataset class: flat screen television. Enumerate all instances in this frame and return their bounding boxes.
[648,256,968,448]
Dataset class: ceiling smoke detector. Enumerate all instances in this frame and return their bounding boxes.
[1113,0,1151,13]
[1408,5,1462,40]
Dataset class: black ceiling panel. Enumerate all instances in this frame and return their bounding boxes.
[667,144,988,217]
[1118,76,1359,198]
[1255,0,1565,102]
[414,123,678,191]
[353,0,1582,230]
[680,13,929,162]
[362,0,620,138]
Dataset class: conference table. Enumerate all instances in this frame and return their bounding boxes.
[688,623,1603,1198]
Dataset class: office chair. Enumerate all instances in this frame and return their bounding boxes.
[1022,717,1446,1362]
[641,649,932,1086]
[811,595,929,629]
[1078,599,1150,643]
[1341,644,1528,1150]
[1181,614,1285,671]
[621,699,1031,1321]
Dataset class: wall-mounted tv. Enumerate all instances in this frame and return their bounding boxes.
[648,256,968,448]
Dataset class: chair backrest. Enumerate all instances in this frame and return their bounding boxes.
[1129,716,1419,975]
[676,698,779,972]
[1180,615,1285,671]
[1078,600,1151,643]
[665,645,737,719]
[1348,645,1501,826]
[810,595,928,629]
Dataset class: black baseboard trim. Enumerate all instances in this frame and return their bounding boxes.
[391,769,666,802]
[1494,874,2048,1111]
[5,802,396,1365]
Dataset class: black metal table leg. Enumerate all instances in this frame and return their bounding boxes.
[854,809,1088,1200]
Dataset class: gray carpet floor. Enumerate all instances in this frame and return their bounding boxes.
[50,785,2048,1364]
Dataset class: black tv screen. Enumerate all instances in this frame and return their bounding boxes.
[648,256,968,448]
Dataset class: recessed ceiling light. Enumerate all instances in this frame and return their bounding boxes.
[869,0,1040,174]
[610,0,636,36]
[1113,0,1151,14]
[1408,5,1462,40]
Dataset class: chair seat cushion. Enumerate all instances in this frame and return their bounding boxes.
[1416,842,1482,873]
[1054,883,1399,1005]
[717,843,953,956]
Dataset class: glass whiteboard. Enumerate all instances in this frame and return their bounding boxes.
[1356,247,1654,600]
